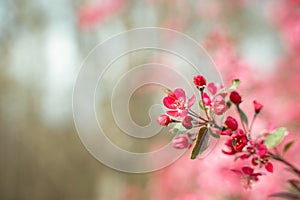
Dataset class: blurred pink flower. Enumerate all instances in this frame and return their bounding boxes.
[78,0,126,28]
[174,193,202,200]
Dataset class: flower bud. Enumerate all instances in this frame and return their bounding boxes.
[265,162,273,173]
[221,129,232,135]
[230,91,242,105]
[157,114,171,126]
[172,134,189,149]
[253,100,263,114]
[193,75,206,87]
[225,116,238,131]
[182,116,193,129]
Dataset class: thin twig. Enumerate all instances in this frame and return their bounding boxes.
[200,90,210,120]
[249,113,257,132]
[268,151,300,177]
[188,109,208,122]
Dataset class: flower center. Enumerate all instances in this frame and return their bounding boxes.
[175,98,185,109]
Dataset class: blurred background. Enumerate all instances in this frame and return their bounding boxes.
[1,0,300,199]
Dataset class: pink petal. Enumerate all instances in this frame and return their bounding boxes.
[265,162,273,173]
[179,109,188,118]
[202,92,212,106]
[231,169,243,177]
[163,97,177,109]
[172,134,189,149]
[208,82,217,95]
[187,94,196,108]
[173,88,186,102]
[242,167,254,175]
[214,104,226,115]
[166,110,180,117]
[257,144,267,157]
[208,82,224,95]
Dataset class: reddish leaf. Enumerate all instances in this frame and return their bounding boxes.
[269,192,300,199]
[289,179,300,192]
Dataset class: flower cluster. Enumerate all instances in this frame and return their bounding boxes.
[157,74,292,189]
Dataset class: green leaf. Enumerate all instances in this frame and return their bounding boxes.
[283,141,295,155]
[199,100,205,110]
[172,123,185,135]
[191,127,209,159]
[264,127,287,148]
[228,79,241,91]
[163,88,172,94]
[237,106,248,126]
[209,128,220,139]
[232,139,237,147]
[226,101,232,109]
[234,155,241,161]
[172,123,186,135]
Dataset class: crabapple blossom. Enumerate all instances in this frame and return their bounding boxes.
[172,134,189,149]
[157,73,294,194]
[163,88,195,118]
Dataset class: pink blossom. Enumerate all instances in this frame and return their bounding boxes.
[241,167,263,189]
[213,94,227,115]
[78,0,126,28]
[256,143,267,157]
[174,193,202,200]
[202,92,212,106]
[172,134,189,149]
[223,129,248,154]
[233,129,248,152]
[207,82,223,95]
[163,88,195,118]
